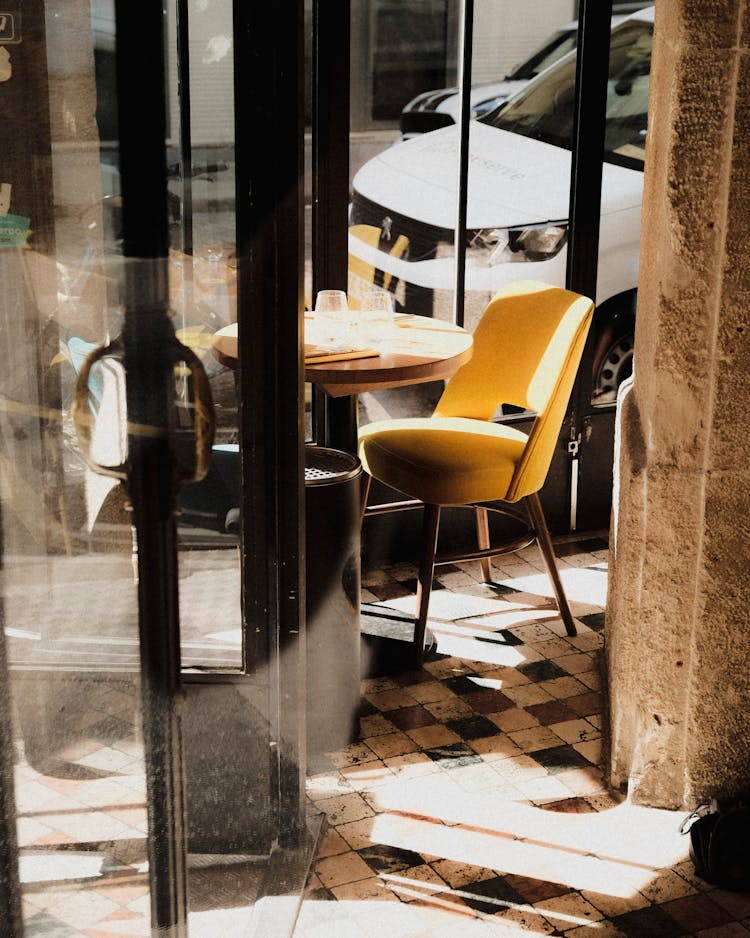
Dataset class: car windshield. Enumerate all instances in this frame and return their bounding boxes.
[484,21,652,171]
[506,30,577,80]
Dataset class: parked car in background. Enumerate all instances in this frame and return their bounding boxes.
[398,3,651,141]
[399,20,583,139]
[350,6,654,406]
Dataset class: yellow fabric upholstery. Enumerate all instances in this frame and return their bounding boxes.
[358,280,594,506]
[359,417,529,506]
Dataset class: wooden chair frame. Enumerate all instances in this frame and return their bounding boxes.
[361,474,576,665]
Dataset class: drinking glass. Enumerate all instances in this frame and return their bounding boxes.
[314,289,349,314]
[310,290,354,348]
[359,288,394,347]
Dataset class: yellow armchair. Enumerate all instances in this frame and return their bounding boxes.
[359,280,595,664]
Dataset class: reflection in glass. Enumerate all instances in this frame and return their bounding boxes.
[1,3,150,931]
[0,1,246,931]
[487,21,652,169]
[162,0,243,667]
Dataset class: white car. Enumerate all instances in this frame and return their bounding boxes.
[399,21,580,140]
[397,10,648,139]
[350,6,654,405]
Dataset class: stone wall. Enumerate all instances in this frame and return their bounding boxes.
[606,0,750,806]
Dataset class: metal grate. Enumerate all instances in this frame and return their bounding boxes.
[305,447,361,485]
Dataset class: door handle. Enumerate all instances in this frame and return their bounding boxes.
[71,337,128,480]
[71,335,216,492]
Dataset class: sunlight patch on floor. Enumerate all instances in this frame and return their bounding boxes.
[497,568,608,608]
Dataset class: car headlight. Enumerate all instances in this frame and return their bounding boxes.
[467,228,509,266]
[468,223,568,266]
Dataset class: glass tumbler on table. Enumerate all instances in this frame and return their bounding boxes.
[359,288,395,348]
[309,290,355,349]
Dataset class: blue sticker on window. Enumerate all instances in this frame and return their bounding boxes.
[0,213,30,248]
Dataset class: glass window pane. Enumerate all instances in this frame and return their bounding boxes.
[163,0,243,667]
[348,3,650,420]
[2,2,151,929]
[1,1,270,929]
[348,0,461,429]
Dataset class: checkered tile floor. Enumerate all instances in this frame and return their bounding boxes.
[294,541,750,938]
[11,541,750,936]
[16,697,264,938]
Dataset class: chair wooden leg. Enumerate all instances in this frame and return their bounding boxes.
[360,472,372,524]
[474,506,492,582]
[414,504,441,666]
[526,492,577,637]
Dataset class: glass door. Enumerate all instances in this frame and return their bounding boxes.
[0,0,307,934]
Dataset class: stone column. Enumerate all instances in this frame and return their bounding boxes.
[606,0,750,807]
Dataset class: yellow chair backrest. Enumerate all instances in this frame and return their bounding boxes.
[348,224,409,309]
[435,280,594,501]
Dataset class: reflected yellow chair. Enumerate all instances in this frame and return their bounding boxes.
[348,223,408,309]
[359,280,595,664]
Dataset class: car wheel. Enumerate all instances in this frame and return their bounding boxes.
[592,330,634,406]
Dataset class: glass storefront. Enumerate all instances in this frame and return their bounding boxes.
[0,1,647,932]
[1,1,306,933]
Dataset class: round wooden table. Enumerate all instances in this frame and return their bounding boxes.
[212,314,473,449]
[212,314,473,391]
[304,314,473,397]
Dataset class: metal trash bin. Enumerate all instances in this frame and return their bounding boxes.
[305,446,362,765]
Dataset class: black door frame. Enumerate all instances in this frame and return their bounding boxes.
[113,0,188,927]
[233,0,307,848]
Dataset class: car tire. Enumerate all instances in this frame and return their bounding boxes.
[593,331,634,405]
[591,291,637,406]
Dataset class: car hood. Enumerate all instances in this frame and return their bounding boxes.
[354,123,644,230]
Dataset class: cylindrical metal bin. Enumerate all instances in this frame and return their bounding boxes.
[305,446,362,766]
